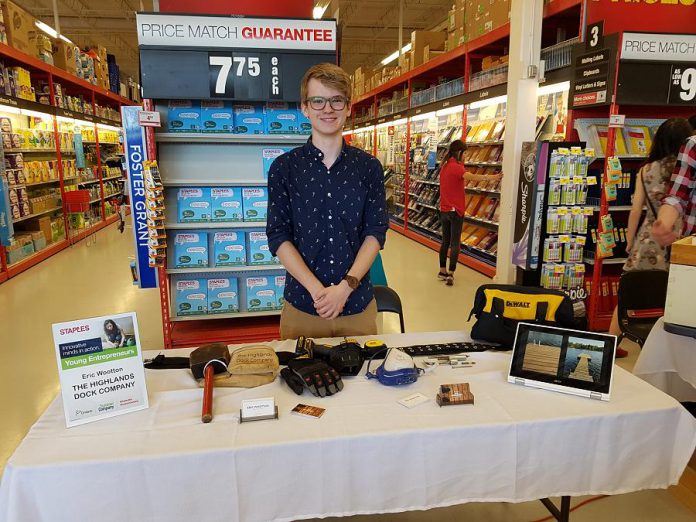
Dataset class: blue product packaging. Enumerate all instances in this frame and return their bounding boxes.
[173,232,209,268]
[247,231,276,265]
[177,188,211,222]
[264,102,299,134]
[296,107,312,134]
[167,100,201,132]
[262,147,292,179]
[211,187,243,222]
[245,276,276,312]
[213,231,246,267]
[233,104,265,134]
[242,187,268,221]
[200,100,234,133]
[175,278,208,316]
[274,275,286,310]
[207,277,239,314]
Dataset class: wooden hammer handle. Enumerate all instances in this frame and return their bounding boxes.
[202,364,214,423]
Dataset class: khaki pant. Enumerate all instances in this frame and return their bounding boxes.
[280,299,378,340]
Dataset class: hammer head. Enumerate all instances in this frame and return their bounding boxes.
[190,343,231,380]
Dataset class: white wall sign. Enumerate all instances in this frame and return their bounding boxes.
[136,13,336,52]
[621,32,696,62]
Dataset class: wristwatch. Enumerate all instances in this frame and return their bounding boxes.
[343,275,360,290]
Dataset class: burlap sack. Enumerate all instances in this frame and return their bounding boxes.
[200,344,279,388]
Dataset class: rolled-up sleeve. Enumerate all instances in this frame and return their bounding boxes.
[361,157,388,248]
[266,155,293,256]
[663,137,696,216]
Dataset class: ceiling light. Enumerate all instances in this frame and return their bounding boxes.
[381,43,412,66]
[313,5,327,19]
[59,34,74,45]
[35,20,58,38]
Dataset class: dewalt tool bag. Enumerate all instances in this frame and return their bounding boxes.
[468,285,576,348]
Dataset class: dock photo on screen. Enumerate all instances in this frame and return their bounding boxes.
[562,336,605,383]
[522,331,563,376]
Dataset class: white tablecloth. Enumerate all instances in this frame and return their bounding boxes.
[2,331,695,522]
[633,318,696,402]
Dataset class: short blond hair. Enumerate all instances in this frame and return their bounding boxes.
[301,63,351,102]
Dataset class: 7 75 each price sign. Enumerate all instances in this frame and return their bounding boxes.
[208,51,283,100]
[669,65,696,104]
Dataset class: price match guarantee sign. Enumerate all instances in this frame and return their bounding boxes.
[52,312,149,428]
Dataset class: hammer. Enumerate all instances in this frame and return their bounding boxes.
[190,343,231,423]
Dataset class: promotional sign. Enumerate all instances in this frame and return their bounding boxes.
[122,105,157,289]
[52,312,149,428]
[74,133,85,169]
[616,32,696,106]
[585,0,696,35]
[136,13,337,101]
[570,34,618,108]
[0,176,13,246]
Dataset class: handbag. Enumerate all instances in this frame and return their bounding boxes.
[468,284,577,348]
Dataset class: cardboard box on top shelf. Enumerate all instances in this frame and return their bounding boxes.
[466,0,510,41]
[410,30,446,68]
[455,0,466,10]
[422,45,445,67]
[453,8,465,32]
[454,28,465,46]
[3,1,36,56]
[52,40,78,74]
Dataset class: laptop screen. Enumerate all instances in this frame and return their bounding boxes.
[508,322,617,399]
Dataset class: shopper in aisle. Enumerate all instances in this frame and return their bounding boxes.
[267,63,388,339]
[438,140,501,286]
[609,118,692,347]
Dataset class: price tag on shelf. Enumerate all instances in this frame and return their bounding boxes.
[559,177,572,185]
[576,236,587,246]
[609,114,626,128]
[571,207,582,215]
[557,207,569,216]
[573,176,584,184]
[583,207,594,216]
[138,111,161,127]
[554,265,566,274]
[586,176,598,185]
[559,235,571,243]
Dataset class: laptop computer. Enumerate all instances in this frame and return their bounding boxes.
[507,322,617,401]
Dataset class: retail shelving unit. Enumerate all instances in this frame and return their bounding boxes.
[0,43,137,283]
[134,13,338,347]
[344,0,582,278]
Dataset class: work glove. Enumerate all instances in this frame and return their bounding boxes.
[280,358,344,397]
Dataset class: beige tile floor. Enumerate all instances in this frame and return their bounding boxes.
[0,223,693,521]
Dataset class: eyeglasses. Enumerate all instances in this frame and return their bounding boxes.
[305,96,349,111]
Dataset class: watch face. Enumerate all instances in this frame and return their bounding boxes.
[345,275,359,289]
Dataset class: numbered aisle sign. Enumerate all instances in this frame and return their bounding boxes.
[136,14,337,101]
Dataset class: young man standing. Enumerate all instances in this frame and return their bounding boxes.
[266,63,388,339]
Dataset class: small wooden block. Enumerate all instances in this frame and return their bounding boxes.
[436,383,474,406]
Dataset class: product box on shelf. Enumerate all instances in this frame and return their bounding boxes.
[207,277,240,314]
[264,102,299,134]
[296,109,311,134]
[245,276,276,312]
[274,275,286,310]
[210,187,243,222]
[242,187,268,222]
[201,101,234,133]
[177,188,211,222]
[175,278,208,316]
[26,216,52,244]
[212,231,246,267]
[247,231,276,265]
[262,148,292,179]
[3,1,35,57]
[167,100,201,132]
[173,232,209,268]
[233,104,265,134]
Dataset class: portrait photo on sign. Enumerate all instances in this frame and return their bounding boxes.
[521,330,563,377]
[562,336,605,383]
[102,317,137,348]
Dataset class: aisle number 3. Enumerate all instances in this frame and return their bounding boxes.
[210,55,261,95]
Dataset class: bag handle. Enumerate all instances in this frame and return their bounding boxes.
[536,301,549,322]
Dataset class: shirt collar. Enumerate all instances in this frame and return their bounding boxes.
[303,135,349,164]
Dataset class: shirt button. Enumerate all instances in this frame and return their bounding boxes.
[329,215,332,220]
[330,260,334,264]
[329,238,334,242]
[328,192,332,197]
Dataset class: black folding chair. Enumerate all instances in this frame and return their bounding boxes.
[374,285,405,333]
[617,270,669,347]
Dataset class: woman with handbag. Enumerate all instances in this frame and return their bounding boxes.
[609,118,692,354]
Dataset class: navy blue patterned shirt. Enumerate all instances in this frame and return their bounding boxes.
[266,137,388,316]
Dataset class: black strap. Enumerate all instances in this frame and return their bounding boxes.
[536,302,549,322]
[491,297,505,316]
